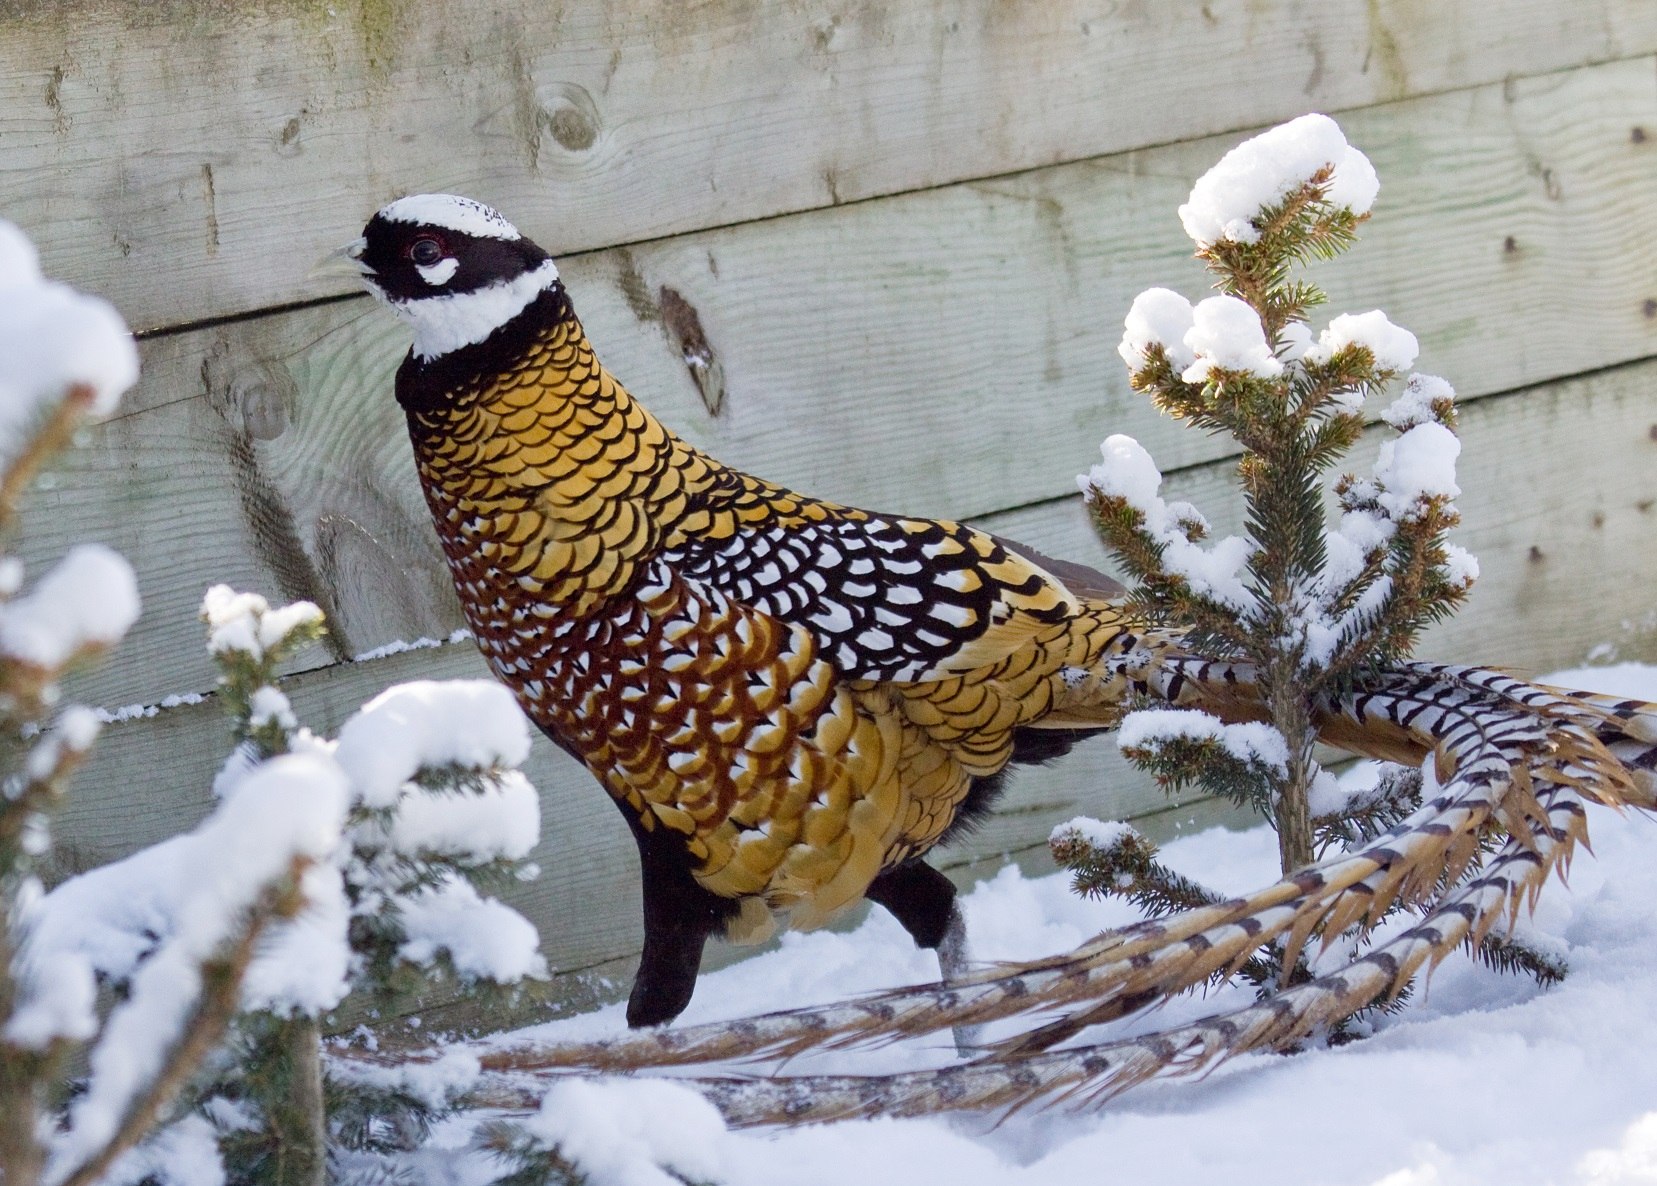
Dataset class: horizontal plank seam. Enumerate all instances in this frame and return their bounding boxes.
[125,51,1657,343]
[933,792,1223,873]
[970,350,1657,526]
[131,290,363,343]
[87,638,481,722]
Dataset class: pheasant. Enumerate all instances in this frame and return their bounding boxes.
[345,195,1657,1062]
[346,194,1157,1024]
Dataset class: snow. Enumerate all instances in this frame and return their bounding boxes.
[0,543,140,668]
[33,659,547,1050]
[1179,294,1284,383]
[58,703,101,750]
[1118,708,1289,774]
[1116,287,1196,373]
[1079,435,1255,612]
[0,219,42,286]
[1178,113,1378,247]
[519,1078,730,1186]
[422,664,1657,1186]
[0,220,139,459]
[5,891,99,1049]
[395,873,548,983]
[240,862,353,1017]
[99,1115,224,1186]
[333,679,532,809]
[200,585,322,661]
[1277,319,1313,362]
[95,691,208,725]
[1374,422,1463,518]
[1384,373,1457,430]
[247,684,297,732]
[1442,543,1480,588]
[1322,508,1394,592]
[24,705,104,784]
[352,627,473,663]
[1306,762,1364,819]
[390,768,540,862]
[1080,433,1162,508]
[1048,816,1137,855]
[331,1048,483,1113]
[1303,310,1420,373]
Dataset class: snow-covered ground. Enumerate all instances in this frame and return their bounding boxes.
[433,662,1657,1186]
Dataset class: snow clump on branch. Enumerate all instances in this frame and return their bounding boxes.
[1303,310,1419,374]
[333,679,533,809]
[1079,435,1255,612]
[0,545,139,670]
[1118,709,1290,775]
[0,220,138,461]
[201,585,324,661]
[1180,295,1284,383]
[1118,288,1197,373]
[1116,290,1284,383]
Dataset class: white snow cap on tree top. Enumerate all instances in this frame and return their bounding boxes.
[200,585,323,661]
[0,220,139,461]
[1178,113,1379,247]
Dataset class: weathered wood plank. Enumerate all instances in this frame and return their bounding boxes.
[3,0,1654,331]
[24,58,1657,709]
[50,356,1657,995]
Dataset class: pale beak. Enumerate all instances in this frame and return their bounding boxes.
[311,236,374,283]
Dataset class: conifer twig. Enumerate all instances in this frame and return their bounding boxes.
[0,383,96,537]
[54,871,305,1186]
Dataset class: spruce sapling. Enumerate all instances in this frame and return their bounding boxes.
[1065,113,1558,1000]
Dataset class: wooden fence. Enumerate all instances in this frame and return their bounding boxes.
[3,0,1654,1016]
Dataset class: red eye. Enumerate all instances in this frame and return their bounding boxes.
[408,236,445,266]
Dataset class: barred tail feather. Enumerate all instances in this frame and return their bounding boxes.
[464,781,1587,1127]
[613,781,1591,1128]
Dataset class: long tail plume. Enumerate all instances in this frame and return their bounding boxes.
[353,664,1657,1122]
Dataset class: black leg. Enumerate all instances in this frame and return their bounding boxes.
[868,859,982,1055]
[627,876,715,1027]
[865,859,959,951]
[622,817,739,1029]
